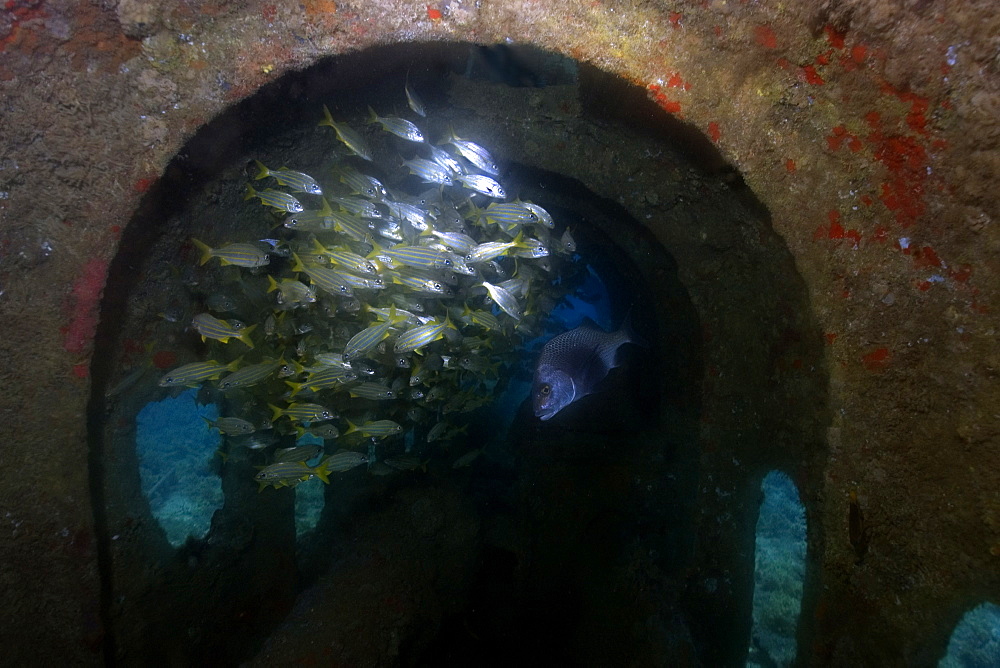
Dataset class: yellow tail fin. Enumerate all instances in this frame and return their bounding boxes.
[253,160,270,181]
[237,324,257,349]
[191,238,213,266]
[319,104,335,128]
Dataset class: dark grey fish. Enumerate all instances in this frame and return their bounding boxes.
[531,319,636,420]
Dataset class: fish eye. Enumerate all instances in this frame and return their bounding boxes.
[165,377,174,384]
[540,384,551,396]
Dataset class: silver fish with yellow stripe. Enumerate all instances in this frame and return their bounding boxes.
[319,105,373,161]
[455,174,505,198]
[429,230,477,255]
[192,239,270,268]
[273,444,324,463]
[244,184,303,213]
[311,240,378,275]
[367,106,424,143]
[394,316,455,353]
[343,312,405,362]
[444,128,500,174]
[295,423,341,440]
[465,236,525,264]
[481,281,522,320]
[405,77,426,117]
[403,157,453,186]
[332,164,387,199]
[323,450,369,472]
[373,244,453,271]
[269,402,337,423]
[344,419,403,439]
[159,359,239,387]
[255,460,330,491]
[348,382,396,400]
[266,275,317,305]
[192,313,257,347]
[291,255,355,297]
[461,304,501,331]
[288,365,357,393]
[218,359,286,391]
[202,416,256,435]
[253,161,322,195]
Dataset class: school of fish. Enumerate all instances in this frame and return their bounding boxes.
[159,81,580,490]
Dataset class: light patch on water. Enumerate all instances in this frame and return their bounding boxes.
[748,470,806,668]
[940,602,1000,668]
[136,389,223,547]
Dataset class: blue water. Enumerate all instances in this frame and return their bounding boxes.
[135,389,224,546]
[941,602,1000,667]
[522,262,612,356]
[749,470,806,667]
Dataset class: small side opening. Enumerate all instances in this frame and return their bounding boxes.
[749,470,807,667]
[135,389,223,546]
[940,602,1000,667]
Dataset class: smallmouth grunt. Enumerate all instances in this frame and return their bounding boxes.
[244,184,304,213]
[159,359,239,387]
[253,161,323,195]
[319,105,373,161]
[192,239,269,268]
[192,313,257,347]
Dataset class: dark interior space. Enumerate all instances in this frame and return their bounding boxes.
[87,42,823,667]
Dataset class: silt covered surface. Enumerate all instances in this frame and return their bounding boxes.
[0,0,997,665]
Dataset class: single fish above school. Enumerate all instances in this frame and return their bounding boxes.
[531,317,639,420]
[405,75,426,117]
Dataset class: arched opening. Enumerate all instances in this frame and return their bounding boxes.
[941,602,1000,667]
[749,470,807,667]
[88,42,828,665]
